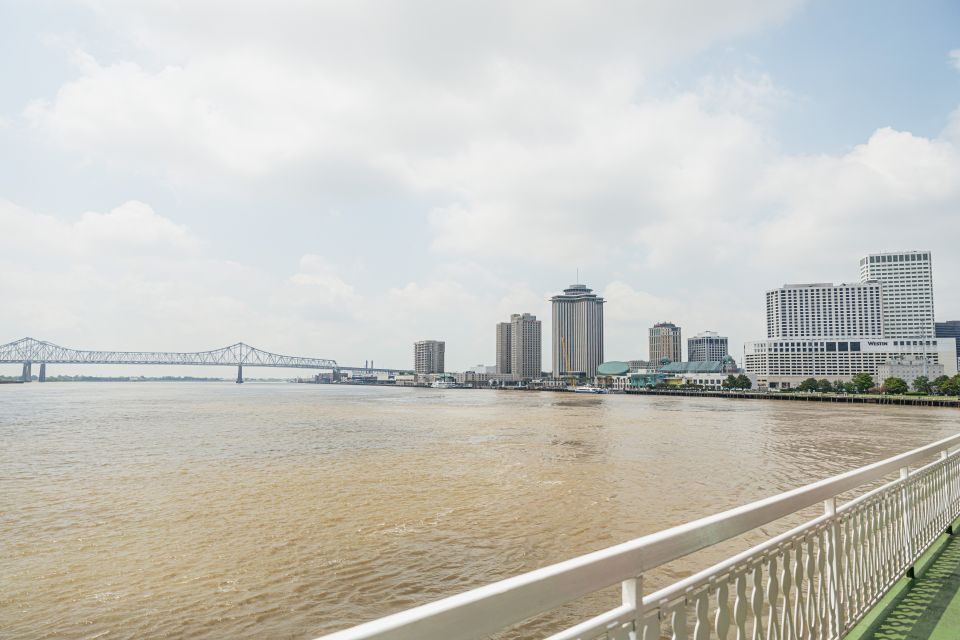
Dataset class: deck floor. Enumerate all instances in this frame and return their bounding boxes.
[864,535,960,640]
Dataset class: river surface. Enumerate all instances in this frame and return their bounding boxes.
[1,383,958,639]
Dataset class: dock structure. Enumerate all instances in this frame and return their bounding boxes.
[628,388,960,407]
[318,433,960,640]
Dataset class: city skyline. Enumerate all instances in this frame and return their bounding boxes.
[1,2,960,375]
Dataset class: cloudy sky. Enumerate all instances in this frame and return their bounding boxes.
[2,0,959,375]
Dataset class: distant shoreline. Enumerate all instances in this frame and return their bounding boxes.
[623,388,960,408]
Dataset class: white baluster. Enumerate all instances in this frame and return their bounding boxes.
[752,564,765,640]
[693,591,709,640]
[734,573,749,640]
[715,581,731,640]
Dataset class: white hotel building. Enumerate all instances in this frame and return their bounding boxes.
[859,250,935,339]
[745,251,957,389]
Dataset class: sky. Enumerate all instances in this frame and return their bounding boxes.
[1,0,959,376]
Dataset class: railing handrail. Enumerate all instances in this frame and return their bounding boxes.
[318,432,960,640]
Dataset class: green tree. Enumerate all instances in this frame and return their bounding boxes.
[735,374,752,390]
[912,375,931,395]
[833,380,846,393]
[881,377,909,395]
[817,378,833,393]
[943,375,960,397]
[843,382,857,394]
[722,374,736,390]
[851,372,874,393]
[933,375,952,395]
[798,378,819,392]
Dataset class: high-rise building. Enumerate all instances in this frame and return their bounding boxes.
[510,313,542,379]
[414,340,445,375]
[766,282,883,339]
[745,250,953,389]
[936,321,960,365]
[496,322,512,374]
[859,251,935,338]
[687,331,729,362]
[551,284,604,377]
[649,322,682,364]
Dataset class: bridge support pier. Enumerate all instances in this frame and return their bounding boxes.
[38,363,46,382]
[236,364,243,384]
[21,361,32,382]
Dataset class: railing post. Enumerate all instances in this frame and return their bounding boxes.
[941,451,956,535]
[900,467,915,572]
[824,497,845,635]
[623,575,643,639]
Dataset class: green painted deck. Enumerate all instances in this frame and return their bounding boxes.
[850,535,960,640]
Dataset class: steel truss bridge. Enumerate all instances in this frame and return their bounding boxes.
[0,337,409,383]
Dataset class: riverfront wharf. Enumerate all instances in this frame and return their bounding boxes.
[319,433,960,640]
[627,388,960,408]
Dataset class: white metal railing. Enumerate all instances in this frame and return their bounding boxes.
[317,433,960,640]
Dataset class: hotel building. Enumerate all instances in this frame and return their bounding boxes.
[496,322,512,374]
[649,322,682,364]
[510,313,542,379]
[744,337,956,388]
[687,331,729,362]
[859,251,934,339]
[765,282,883,339]
[414,340,445,375]
[551,284,604,378]
[745,251,957,388]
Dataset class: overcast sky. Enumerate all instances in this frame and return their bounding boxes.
[2,0,959,375]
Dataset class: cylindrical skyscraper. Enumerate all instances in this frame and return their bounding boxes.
[551,284,604,378]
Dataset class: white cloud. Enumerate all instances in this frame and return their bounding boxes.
[24,1,803,191]
[950,49,960,71]
[6,1,960,371]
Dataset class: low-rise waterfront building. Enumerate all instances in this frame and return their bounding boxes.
[744,337,958,389]
[666,371,757,390]
[467,364,498,374]
[595,361,630,389]
[876,358,945,388]
[658,358,740,375]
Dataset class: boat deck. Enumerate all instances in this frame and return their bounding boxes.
[847,530,960,640]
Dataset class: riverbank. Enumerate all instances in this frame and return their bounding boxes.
[625,388,960,407]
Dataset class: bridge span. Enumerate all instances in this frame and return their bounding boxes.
[0,337,409,383]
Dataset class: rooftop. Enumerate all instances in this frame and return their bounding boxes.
[659,360,733,374]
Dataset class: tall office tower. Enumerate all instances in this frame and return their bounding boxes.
[510,313,542,379]
[496,322,512,374]
[551,284,604,377]
[765,282,883,339]
[936,321,960,364]
[414,340,445,375]
[649,322,682,364]
[859,251,935,338]
[687,331,729,362]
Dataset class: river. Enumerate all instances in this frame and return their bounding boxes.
[1,383,957,638]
